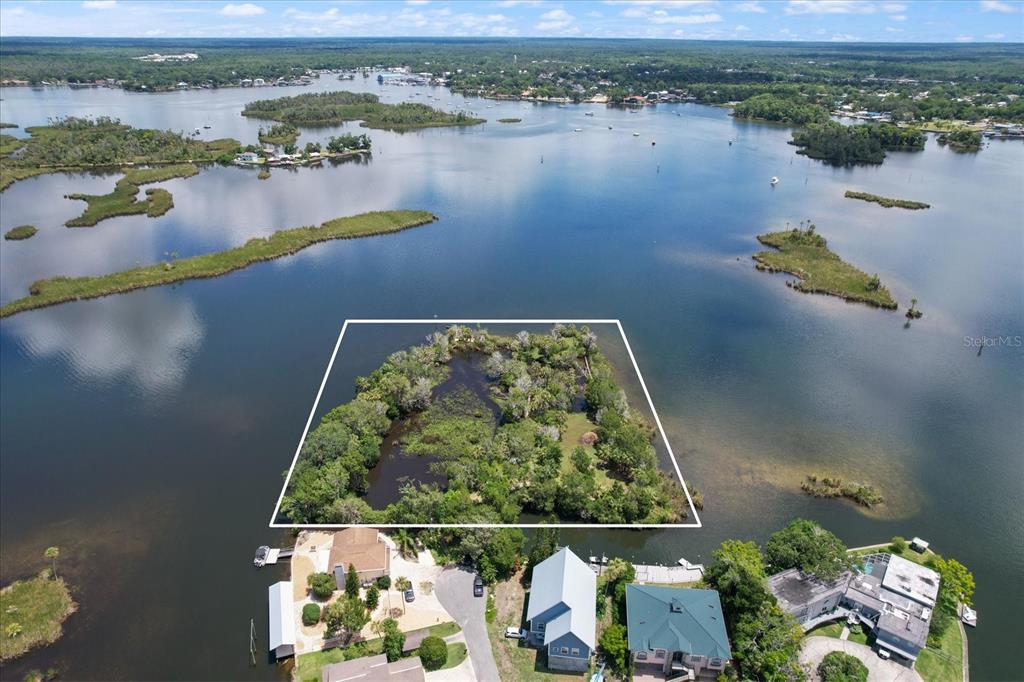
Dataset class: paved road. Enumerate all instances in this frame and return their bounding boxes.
[436,566,500,682]
[800,636,924,682]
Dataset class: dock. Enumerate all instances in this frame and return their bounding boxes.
[588,557,704,585]
[254,546,294,568]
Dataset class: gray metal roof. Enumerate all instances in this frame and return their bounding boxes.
[526,546,596,649]
[625,584,731,660]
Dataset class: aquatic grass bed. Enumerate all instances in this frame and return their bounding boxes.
[844,191,930,210]
[64,164,197,227]
[4,224,37,240]
[753,226,897,309]
[0,574,76,662]
[0,210,436,318]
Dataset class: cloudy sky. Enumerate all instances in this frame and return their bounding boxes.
[0,1,1021,42]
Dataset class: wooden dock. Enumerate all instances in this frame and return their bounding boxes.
[588,557,704,585]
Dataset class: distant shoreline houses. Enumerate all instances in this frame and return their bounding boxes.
[769,552,942,666]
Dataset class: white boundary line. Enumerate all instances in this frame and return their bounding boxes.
[269,319,702,528]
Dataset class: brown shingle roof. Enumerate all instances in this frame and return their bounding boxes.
[329,528,389,575]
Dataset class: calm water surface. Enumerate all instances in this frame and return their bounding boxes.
[1,77,1021,680]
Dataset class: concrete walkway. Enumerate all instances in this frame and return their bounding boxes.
[800,636,924,682]
[436,566,500,682]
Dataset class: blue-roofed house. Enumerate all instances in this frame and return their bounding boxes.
[525,547,596,672]
[625,584,732,680]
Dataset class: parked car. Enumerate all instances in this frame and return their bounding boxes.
[473,576,484,597]
[404,588,415,603]
[504,627,527,639]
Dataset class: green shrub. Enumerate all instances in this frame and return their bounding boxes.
[818,651,868,682]
[301,603,321,626]
[307,572,336,600]
[376,575,391,590]
[419,635,448,670]
[890,536,907,554]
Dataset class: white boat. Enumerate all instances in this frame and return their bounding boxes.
[960,604,977,627]
[632,132,640,137]
[584,112,594,117]
[574,128,583,132]
[770,176,780,185]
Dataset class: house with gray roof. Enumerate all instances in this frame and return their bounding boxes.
[625,585,732,680]
[768,553,942,666]
[525,546,596,672]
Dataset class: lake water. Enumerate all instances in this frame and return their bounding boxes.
[1,76,1021,681]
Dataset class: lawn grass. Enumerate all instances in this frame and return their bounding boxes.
[844,191,930,210]
[64,164,198,227]
[4,225,37,240]
[439,642,468,670]
[0,209,436,318]
[753,228,897,309]
[428,621,461,638]
[558,412,613,487]
[0,573,76,662]
[917,622,964,682]
[806,621,870,646]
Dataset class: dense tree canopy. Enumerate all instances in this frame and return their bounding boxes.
[790,121,925,165]
[764,518,854,581]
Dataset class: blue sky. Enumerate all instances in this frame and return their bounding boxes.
[1,1,1021,42]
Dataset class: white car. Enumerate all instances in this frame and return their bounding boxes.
[504,627,527,639]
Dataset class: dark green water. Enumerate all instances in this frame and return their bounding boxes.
[1,78,1021,680]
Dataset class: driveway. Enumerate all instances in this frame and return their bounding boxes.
[800,636,924,682]
[436,566,500,682]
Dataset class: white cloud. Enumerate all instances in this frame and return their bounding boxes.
[406,0,430,4]
[734,23,751,31]
[885,25,904,32]
[980,0,1020,12]
[785,1,877,15]
[955,34,975,41]
[735,1,767,12]
[880,2,907,11]
[985,32,1006,39]
[830,32,861,41]
[535,8,576,31]
[81,1,116,8]
[496,0,542,6]
[651,11,723,24]
[219,3,264,17]
[889,14,907,20]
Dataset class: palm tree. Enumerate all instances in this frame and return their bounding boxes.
[44,547,59,579]
[394,530,418,560]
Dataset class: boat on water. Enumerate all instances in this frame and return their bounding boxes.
[585,112,594,117]
[574,128,583,132]
[632,132,640,137]
[770,176,780,185]
[960,604,978,627]
[608,126,613,130]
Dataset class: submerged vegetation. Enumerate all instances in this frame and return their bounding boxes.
[753,224,898,309]
[64,163,198,227]
[937,128,983,152]
[4,225,37,240]
[801,475,885,509]
[844,191,930,210]
[0,116,238,190]
[258,122,299,146]
[242,91,484,130]
[732,93,829,125]
[497,118,522,123]
[790,121,925,165]
[0,210,436,318]
[281,325,690,525]
[0,570,76,662]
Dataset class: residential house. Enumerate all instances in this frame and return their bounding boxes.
[320,654,425,682]
[768,553,941,666]
[525,547,596,672]
[330,528,390,589]
[625,584,732,680]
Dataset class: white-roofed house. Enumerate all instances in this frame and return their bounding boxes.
[268,581,296,660]
[525,547,596,672]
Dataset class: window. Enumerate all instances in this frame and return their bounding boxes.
[636,652,648,661]
[560,647,569,654]
[537,622,545,632]
[571,648,580,656]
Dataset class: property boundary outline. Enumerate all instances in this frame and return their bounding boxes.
[270,319,702,528]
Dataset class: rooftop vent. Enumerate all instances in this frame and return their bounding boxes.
[670,598,683,613]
